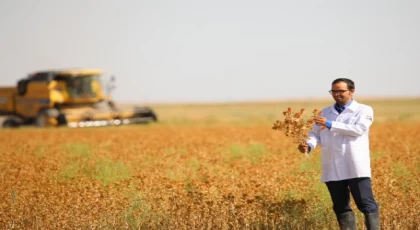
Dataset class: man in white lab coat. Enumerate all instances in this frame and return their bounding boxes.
[298,78,379,230]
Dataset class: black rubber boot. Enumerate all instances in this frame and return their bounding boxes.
[364,213,379,230]
[336,211,357,230]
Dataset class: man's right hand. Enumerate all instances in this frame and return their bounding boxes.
[298,143,309,154]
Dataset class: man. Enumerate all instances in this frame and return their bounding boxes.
[298,78,379,230]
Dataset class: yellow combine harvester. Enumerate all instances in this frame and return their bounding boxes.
[0,68,157,128]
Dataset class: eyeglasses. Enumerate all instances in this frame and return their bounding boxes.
[329,90,349,95]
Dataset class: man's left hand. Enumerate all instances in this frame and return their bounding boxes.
[314,116,327,126]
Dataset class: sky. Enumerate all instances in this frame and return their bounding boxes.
[1,0,419,104]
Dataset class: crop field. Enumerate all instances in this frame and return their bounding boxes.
[1,98,419,229]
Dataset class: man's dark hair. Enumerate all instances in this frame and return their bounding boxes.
[332,78,355,90]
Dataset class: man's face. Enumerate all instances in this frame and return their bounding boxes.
[330,82,354,105]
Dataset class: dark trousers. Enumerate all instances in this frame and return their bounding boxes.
[326,177,379,214]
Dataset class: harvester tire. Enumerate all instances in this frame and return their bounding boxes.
[57,112,68,126]
[35,109,59,127]
[0,116,21,128]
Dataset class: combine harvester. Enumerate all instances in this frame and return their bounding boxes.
[0,68,157,128]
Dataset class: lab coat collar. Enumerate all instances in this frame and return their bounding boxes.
[346,99,359,111]
[328,99,360,114]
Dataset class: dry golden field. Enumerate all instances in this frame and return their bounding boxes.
[1,98,419,229]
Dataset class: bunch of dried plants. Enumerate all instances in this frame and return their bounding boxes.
[272,108,324,155]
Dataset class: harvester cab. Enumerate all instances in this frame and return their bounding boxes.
[0,69,158,128]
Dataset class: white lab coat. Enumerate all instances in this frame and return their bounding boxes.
[306,100,374,183]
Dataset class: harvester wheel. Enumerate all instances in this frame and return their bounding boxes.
[0,116,22,128]
[57,113,68,126]
[2,119,20,128]
[35,109,60,127]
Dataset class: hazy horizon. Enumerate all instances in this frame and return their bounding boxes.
[1,0,419,104]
